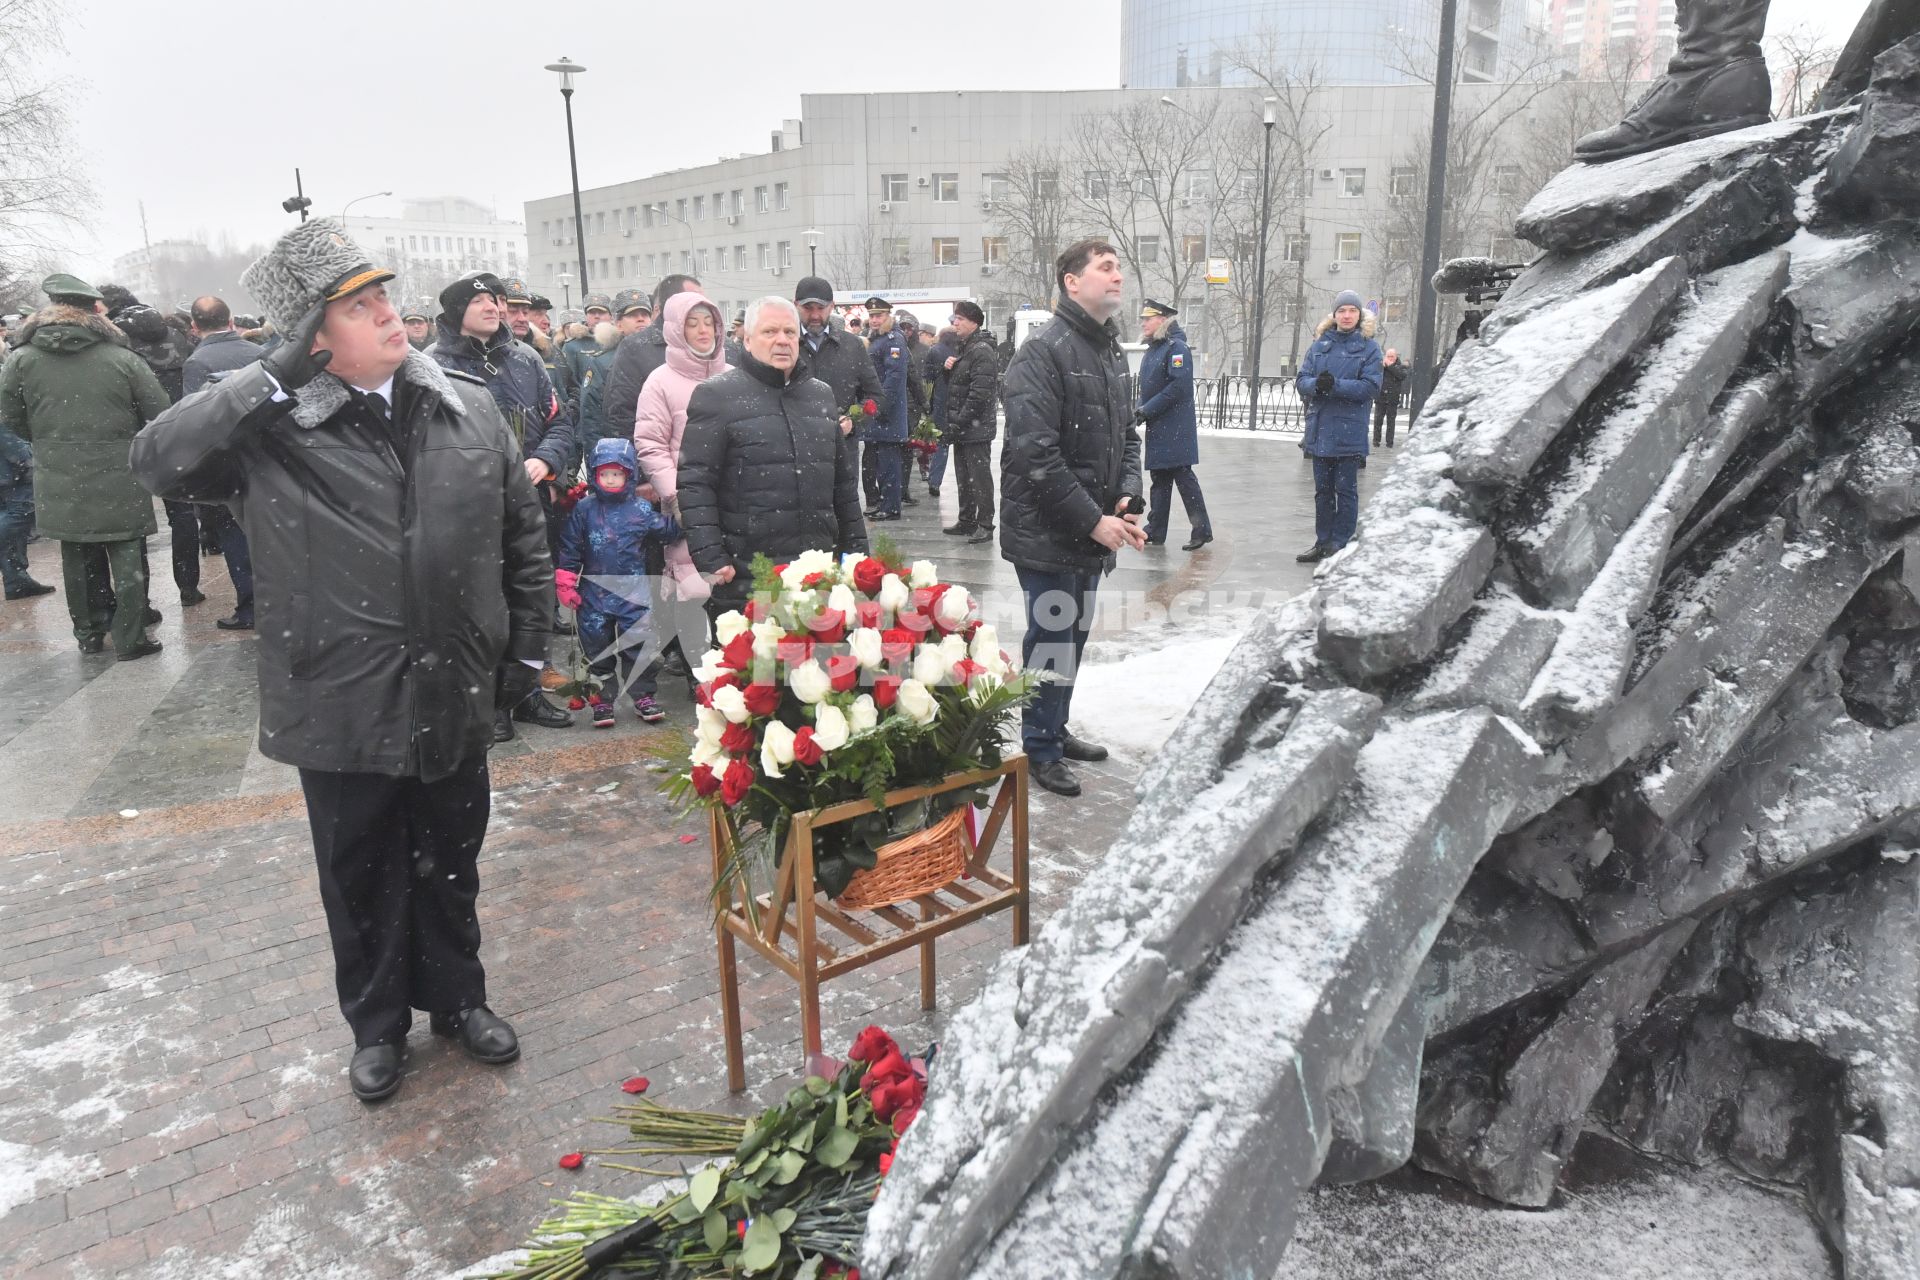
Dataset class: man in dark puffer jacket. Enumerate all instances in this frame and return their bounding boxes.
[998,239,1145,798]
[940,301,1001,543]
[677,296,867,617]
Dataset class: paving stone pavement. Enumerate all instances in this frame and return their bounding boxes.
[0,435,1378,1278]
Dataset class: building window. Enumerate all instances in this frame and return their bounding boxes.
[1383,297,1409,322]
[777,240,792,268]
[1284,232,1310,263]
[1284,169,1310,198]
[882,173,908,202]
[712,248,724,273]
[693,195,706,221]
[676,198,688,222]
[643,205,654,228]
[1489,235,1521,261]
[596,211,606,235]
[1280,297,1300,325]
[1181,171,1209,200]
[931,237,959,265]
[933,173,959,202]
[625,206,636,231]
[616,256,625,276]
[681,251,694,273]
[713,193,725,220]
[735,245,747,271]
[1137,235,1161,264]
[755,186,770,213]
[982,236,1008,265]
[774,182,790,210]
[1085,170,1110,199]
[883,237,912,267]
[1387,233,1413,261]
[983,172,1012,202]
[409,235,419,250]
[758,243,771,270]
[1494,165,1523,196]
[730,189,744,216]
[1335,233,1363,262]
[538,221,548,242]
[1181,235,1206,264]
[1390,166,1418,198]
[1132,169,1161,198]
[1035,171,1059,199]
[646,253,657,275]
[1340,168,1366,197]
[699,249,710,274]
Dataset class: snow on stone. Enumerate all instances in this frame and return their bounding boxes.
[1070,630,1243,762]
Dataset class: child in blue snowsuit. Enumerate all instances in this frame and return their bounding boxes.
[555,438,681,727]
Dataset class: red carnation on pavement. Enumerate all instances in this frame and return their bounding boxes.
[826,653,861,692]
[678,834,697,844]
[567,697,586,710]
[743,681,780,717]
[558,1152,584,1171]
[856,601,883,630]
[862,398,878,417]
[621,1076,650,1094]
[721,758,754,806]
[689,764,721,797]
[720,632,755,672]
[872,675,902,710]
[848,1026,897,1064]
[720,722,754,754]
[792,726,824,766]
[853,556,887,596]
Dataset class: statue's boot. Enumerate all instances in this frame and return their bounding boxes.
[1575,0,1774,163]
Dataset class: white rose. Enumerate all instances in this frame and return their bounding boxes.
[789,659,831,704]
[909,559,938,588]
[877,573,911,614]
[712,683,750,724]
[936,587,972,629]
[938,632,970,666]
[968,625,999,663]
[760,719,797,780]
[841,552,866,576]
[897,678,938,726]
[695,705,727,745]
[796,548,837,578]
[849,694,879,733]
[751,617,784,661]
[693,648,729,684]
[827,583,859,618]
[912,644,950,687]
[714,611,751,644]
[812,704,851,752]
[848,627,885,670]
[691,737,726,770]
[984,650,1012,680]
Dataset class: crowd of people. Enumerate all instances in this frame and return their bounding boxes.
[0,217,1390,1100]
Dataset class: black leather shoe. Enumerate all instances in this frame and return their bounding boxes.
[78,634,105,654]
[943,523,977,536]
[511,693,573,728]
[1182,534,1214,552]
[180,588,207,606]
[4,581,53,600]
[902,493,918,506]
[1295,543,1331,563]
[869,511,900,522]
[118,640,164,662]
[1144,537,1165,546]
[350,1042,404,1102]
[1031,758,1082,798]
[1060,728,1109,762]
[493,709,515,743]
[215,612,254,631]
[967,528,994,545]
[431,1006,520,1064]
[143,607,162,626]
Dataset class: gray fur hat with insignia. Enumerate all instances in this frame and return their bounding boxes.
[240,218,394,336]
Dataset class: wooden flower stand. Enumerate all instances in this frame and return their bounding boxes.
[710,756,1030,1092]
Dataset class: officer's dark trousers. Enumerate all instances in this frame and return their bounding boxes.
[299,755,491,1048]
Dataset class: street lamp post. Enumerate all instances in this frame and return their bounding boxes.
[1157,97,1217,371]
[556,271,573,311]
[1410,0,1461,421]
[340,190,392,251]
[1246,97,1277,432]
[651,204,697,275]
[804,227,821,276]
[544,58,591,296]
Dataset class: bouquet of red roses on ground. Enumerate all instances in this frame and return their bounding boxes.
[669,542,1036,901]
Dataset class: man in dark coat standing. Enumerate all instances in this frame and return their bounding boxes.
[794,275,882,451]
[1136,300,1212,552]
[863,296,910,521]
[678,296,867,616]
[181,295,261,631]
[999,240,1145,798]
[131,221,552,1104]
[1373,347,1409,448]
[940,301,1000,544]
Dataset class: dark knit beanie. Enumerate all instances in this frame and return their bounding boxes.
[952,300,985,326]
[439,272,506,327]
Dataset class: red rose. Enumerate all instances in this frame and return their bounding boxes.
[690,764,721,797]
[743,681,780,717]
[720,632,755,672]
[880,627,917,665]
[773,563,789,576]
[862,398,878,417]
[891,1100,921,1136]
[743,598,766,623]
[855,601,883,631]
[826,654,861,692]
[863,1048,913,1091]
[848,1025,898,1064]
[802,571,826,588]
[964,621,980,642]
[710,671,740,691]
[776,635,814,666]
[693,684,713,708]
[720,722,754,754]
[792,727,823,766]
[806,609,847,644]
[872,675,901,710]
[853,556,887,596]
[869,1076,922,1123]
[558,1152,584,1171]
[721,758,754,806]
[567,696,586,710]
[896,607,932,635]
[878,1151,894,1176]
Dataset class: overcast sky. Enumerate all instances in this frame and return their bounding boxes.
[47,0,1867,277]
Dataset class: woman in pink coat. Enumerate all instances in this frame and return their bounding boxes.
[634,291,728,665]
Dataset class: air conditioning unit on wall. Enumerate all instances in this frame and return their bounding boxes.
[1319,168,1337,180]
[1327,262,1342,273]
[879,201,893,213]
[916,176,929,187]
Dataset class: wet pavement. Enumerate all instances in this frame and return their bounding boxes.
[0,433,1378,1278]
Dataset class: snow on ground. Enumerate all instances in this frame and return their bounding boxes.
[1284,1157,1834,1279]
[1067,627,1243,762]
[0,1138,101,1219]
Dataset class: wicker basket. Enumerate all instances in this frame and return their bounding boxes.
[836,807,972,911]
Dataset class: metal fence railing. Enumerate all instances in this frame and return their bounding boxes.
[1194,376,1307,433]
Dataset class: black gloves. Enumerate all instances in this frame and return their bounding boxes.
[496,662,538,711]
[262,303,334,391]
[1314,370,1336,397]
[1133,409,1149,426]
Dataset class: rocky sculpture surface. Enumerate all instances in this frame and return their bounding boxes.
[865,32,1920,1280]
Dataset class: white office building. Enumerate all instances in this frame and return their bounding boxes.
[341,196,528,313]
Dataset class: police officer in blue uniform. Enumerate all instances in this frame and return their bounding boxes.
[1135,300,1212,551]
